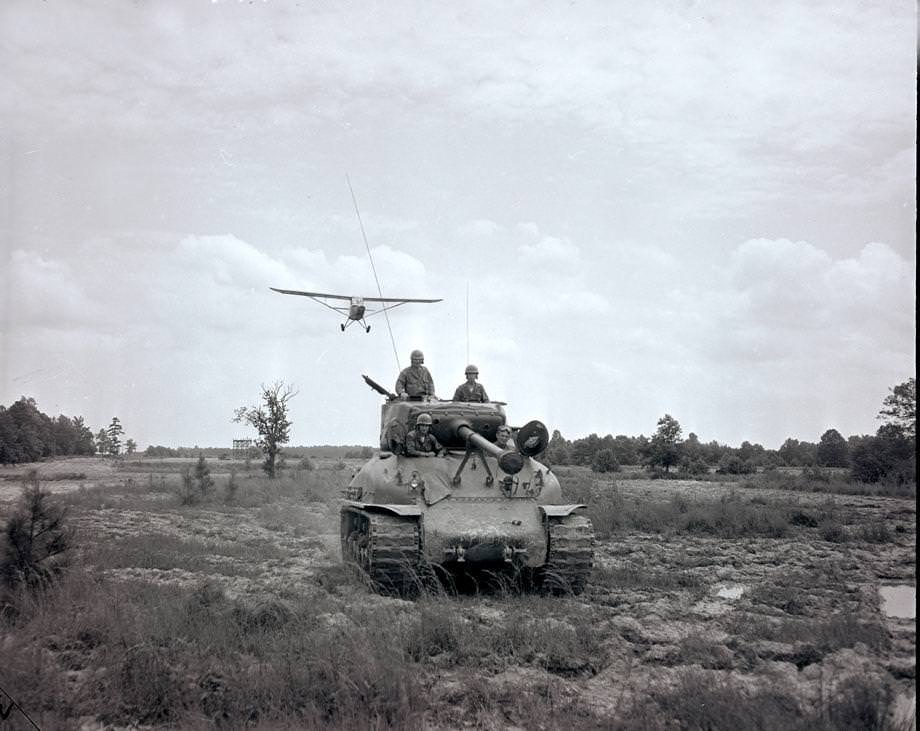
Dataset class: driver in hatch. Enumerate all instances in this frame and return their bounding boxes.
[404,413,446,457]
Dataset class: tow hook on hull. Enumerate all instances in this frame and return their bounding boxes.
[443,543,528,564]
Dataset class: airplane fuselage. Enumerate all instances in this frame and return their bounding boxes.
[348,297,366,320]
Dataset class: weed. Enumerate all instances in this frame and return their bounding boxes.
[855,522,895,543]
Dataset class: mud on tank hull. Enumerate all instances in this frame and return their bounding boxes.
[340,450,594,594]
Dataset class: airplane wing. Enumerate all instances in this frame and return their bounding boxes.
[270,288,352,314]
[361,296,443,303]
[270,287,353,301]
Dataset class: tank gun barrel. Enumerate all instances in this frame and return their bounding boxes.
[363,374,397,400]
[456,423,525,474]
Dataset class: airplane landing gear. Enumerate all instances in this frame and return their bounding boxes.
[340,323,346,331]
[366,325,371,333]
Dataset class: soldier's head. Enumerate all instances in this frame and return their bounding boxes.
[410,349,424,367]
[416,412,432,432]
[465,364,479,382]
[496,424,512,447]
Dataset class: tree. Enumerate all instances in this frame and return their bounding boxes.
[106,417,124,455]
[546,430,571,465]
[642,414,684,473]
[125,439,137,455]
[2,472,72,590]
[95,428,111,456]
[234,381,297,478]
[591,448,619,473]
[778,438,817,467]
[72,416,96,455]
[877,377,916,439]
[816,429,849,467]
[194,454,214,497]
[850,426,915,484]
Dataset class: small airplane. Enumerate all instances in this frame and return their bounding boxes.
[270,288,442,332]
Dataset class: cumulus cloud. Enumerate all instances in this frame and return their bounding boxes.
[5,249,107,329]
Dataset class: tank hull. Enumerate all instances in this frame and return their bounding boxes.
[342,446,594,593]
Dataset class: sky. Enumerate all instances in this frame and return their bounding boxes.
[1,0,915,450]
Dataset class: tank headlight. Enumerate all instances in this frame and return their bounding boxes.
[409,471,422,491]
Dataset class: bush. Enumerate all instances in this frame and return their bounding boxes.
[679,457,710,477]
[717,455,756,475]
[1,471,73,591]
[590,448,620,473]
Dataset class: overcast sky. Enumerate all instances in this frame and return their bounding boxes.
[1,1,915,450]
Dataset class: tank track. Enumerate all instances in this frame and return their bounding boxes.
[341,507,422,594]
[540,514,594,595]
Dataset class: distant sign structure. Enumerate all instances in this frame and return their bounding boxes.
[232,439,253,451]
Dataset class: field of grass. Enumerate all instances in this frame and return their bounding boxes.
[0,457,915,729]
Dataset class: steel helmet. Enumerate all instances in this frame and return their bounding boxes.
[465,364,479,375]
[410,349,424,363]
[416,413,433,425]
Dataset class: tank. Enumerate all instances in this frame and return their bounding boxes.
[340,375,594,595]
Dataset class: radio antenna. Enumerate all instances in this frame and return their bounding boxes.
[466,281,470,364]
[346,174,401,371]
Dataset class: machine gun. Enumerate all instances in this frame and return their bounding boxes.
[363,374,398,401]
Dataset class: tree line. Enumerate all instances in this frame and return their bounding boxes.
[2,378,914,486]
[544,378,915,485]
[0,397,135,464]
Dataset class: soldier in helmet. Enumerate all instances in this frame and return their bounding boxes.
[396,349,436,400]
[404,413,445,457]
[452,364,489,402]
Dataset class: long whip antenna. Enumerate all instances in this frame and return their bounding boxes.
[346,174,401,371]
[466,281,470,365]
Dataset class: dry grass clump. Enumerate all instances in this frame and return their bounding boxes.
[558,469,904,544]
[620,670,896,731]
[572,484,793,539]
[406,596,609,678]
[745,468,916,499]
[592,563,705,592]
[0,570,424,729]
[726,612,890,662]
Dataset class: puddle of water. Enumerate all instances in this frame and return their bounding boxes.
[880,585,916,619]
[716,585,745,600]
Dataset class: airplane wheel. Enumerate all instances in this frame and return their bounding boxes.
[366,326,371,332]
[340,324,346,331]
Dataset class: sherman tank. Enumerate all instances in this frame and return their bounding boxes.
[340,375,594,595]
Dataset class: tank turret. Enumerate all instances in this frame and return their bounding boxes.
[340,375,594,595]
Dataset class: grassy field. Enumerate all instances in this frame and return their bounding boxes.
[0,456,915,730]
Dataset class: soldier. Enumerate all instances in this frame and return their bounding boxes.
[452,364,489,402]
[495,424,516,450]
[404,413,445,457]
[396,349,436,400]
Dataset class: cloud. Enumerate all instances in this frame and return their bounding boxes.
[5,249,107,330]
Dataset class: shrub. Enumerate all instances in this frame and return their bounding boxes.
[591,449,620,473]
[176,467,198,506]
[224,468,239,504]
[194,454,214,497]
[679,457,710,477]
[717,455,756,475]
[820,521,848,543]
[854,522,894,543]
[1,471,73,591]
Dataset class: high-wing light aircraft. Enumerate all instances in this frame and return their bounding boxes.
[270,288,442,332]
